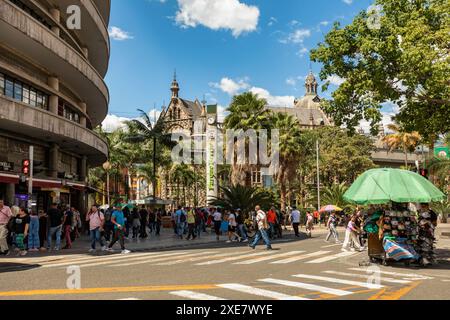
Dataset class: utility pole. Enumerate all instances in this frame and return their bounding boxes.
[28,146,34,213]
[316,140,320,212]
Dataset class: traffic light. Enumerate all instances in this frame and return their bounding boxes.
[22,159,30,175]
[33,160,45,175]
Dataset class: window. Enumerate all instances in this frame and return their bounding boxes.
[0,73,4,95]
[42,94,48,109]
[22,85,30,104]
[5,78,13,98]
[13,81,22,101]
[36,92,43,108]
[251,170,262,185]
[29,88,36,107]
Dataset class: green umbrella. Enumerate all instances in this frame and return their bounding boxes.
[344,168,445,205]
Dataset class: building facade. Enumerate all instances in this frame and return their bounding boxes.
[0,0,110,213]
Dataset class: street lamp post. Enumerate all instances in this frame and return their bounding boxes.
[316,140,321,212]
[103,161,112,206]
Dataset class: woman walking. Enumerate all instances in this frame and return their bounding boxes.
[27,209,40,252]
[14,208,29,256]
[213,208,222,241]
[342,216,362,252]
[325,211,340,243]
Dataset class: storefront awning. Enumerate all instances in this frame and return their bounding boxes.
[0,173,19,184]
[30,178,62,189]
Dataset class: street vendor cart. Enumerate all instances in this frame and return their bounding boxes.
[344,168,445,267]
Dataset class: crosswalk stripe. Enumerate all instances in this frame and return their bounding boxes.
[111,251,218,267]
[217,284,309,300]
[323,271,411,284]
[347,268,434,280]
[306,251,357,263]
[293,274,384,289]
[170,290,226,300]
[195,251,273,266]
[41,252,164,268]
[259,278,353,296]
[270,251,331,264]
[234,251,305,265]
[321,243,343,248]
[154,252,238,266]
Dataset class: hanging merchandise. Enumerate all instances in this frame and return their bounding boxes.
[415,210,437,266]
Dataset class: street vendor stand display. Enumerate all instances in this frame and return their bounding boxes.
[344,168,445,267]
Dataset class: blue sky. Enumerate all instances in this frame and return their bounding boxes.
[103,0,376,130]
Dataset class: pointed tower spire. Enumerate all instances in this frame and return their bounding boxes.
[171,69,179,98]
[305,70,318,96]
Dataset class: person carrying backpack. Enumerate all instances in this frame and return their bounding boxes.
[86,205,106,253]
[176,206,186,239]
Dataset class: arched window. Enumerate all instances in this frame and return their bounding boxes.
[169,110,173,120]
[177,109,181,119]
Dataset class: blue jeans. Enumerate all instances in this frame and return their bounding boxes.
[238,224,248,240]
[90,227,105,250]
[251,228,271,248]
[47,226,62,249]
[177,222,186,238]
[28,217,40,249]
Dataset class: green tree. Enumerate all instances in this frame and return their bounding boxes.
[431,201,449,223]
[209,185,275,215]
[224,92,272,185]
[382,124,421,168]
[171,164,195,206]
[310,0,450,141]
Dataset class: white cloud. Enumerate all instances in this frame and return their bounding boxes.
[250,87,294,107]
[102,114,131,132]
[343,0,353,4]
[210,77,250,96]
[286,78,297,87]
[320,21,330,26]
[175,0,260,37]
[326,75,345,86]
[268,17,277,27]
[279,29,311,44]
[296,47,309,57]
[108,26,134,41]
[359,112,395,134]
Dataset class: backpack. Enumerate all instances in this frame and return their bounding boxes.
[179,211,186,223]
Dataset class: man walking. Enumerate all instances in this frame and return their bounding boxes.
[249,206,272,250]
[290,206,301,237]
[62,205,73,249]
[47,203,63,251]
[267,206,277,240]
[86,205,106,253]
[0,199,12,255]
[325,211,340,243]
[106,205,130,254]
[175,206,186,239]
[139,205,148,239]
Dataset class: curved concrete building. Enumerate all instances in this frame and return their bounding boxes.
[0,0,110,212]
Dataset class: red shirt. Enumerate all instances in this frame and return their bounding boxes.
[267,210,277,224]
[313,211,319,218]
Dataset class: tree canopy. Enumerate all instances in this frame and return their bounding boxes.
[310,0,450,142]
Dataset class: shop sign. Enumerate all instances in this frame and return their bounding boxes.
[0,161,14,172]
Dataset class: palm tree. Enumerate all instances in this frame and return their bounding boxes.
[320,183,354,211]
[224,92,272,185]
[126,109,175,198]
[383,124,421,168]
[171,164,195,206]
[271,112,305,212]
[431,201,450,223]
[209,185,275,215]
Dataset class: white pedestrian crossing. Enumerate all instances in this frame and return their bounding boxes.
[217,284,309,300]
[233,251,305,265]
[306,251,358,263]
[170,290,227,300]
[109,251,217,267]
[259,278,353,296]
[347,268,434,280]
[292,274,384,289]
[270,251,331,264]
[195,251,274,266]
[154,252,238,266]
[323,271,412,284]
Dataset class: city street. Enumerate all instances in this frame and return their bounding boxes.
[1,227,449,300]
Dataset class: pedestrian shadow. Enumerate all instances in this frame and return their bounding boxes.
[0,262,40,273]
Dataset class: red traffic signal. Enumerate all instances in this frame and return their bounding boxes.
[22,159,30,175]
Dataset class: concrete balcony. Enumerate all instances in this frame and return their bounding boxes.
[46,0,110,76]
[92,0,110,25]
[0,0,109,127]
[0,96,108,166]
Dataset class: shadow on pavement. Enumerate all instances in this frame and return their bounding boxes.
[0,262,41,273]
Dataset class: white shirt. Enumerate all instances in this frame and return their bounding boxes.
[290,210,300,223]
[228,213,237,227]
[213,211,222,221]
[256,210,267,230]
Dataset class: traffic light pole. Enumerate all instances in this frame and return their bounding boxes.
[28,146,34,212]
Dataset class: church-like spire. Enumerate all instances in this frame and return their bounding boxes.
[305,71,318,95]
[171,69,179,98]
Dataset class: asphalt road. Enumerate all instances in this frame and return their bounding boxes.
[0,230,449,301]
